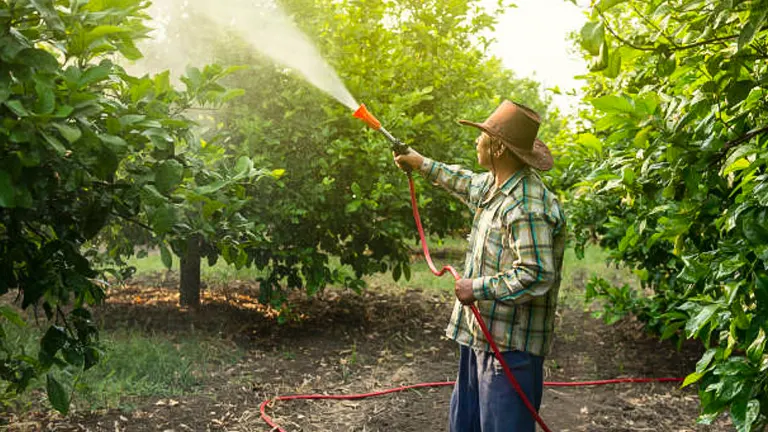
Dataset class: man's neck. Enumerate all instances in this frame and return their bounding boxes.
[493,160,524,189]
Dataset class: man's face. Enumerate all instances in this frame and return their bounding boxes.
[476,132,492,169]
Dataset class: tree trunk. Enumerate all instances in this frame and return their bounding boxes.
[180,235,201,308]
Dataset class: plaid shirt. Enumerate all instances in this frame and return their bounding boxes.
[420,157,566,357]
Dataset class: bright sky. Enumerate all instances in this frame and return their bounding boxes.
[485,0,591,113]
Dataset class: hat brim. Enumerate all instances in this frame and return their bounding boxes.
[458,119,554,171]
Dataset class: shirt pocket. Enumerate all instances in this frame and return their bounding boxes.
[482,217,505,274]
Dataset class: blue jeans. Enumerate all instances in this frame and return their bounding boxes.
[449,345,544,432]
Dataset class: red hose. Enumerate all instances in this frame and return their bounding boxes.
[259,174,684,432]
[406,174,552,431]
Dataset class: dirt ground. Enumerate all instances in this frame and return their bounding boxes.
[4,274,731,432]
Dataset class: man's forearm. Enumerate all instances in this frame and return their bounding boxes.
[419,157,478,206]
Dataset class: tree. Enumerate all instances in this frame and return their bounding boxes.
[566,0,768,429]
[0,0,262,412]
[159,0,563,305]
[96,63,278,309]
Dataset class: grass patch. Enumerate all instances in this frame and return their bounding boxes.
[74,329,241,410]
[126,252,267,282]
[3,322,242,413]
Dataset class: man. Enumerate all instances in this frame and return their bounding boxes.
[394,100,566,432]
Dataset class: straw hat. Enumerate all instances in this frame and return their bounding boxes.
[458,100,554,171]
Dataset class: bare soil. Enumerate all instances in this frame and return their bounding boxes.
[4,273,731,431]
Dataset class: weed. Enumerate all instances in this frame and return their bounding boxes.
[2,323,242,412]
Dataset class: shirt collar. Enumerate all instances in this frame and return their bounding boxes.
[479,167,528,208]
[498,167,528,196]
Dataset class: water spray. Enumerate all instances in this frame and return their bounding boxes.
[353,104,410,157]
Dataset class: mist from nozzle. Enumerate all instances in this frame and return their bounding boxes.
[142,0,359,110]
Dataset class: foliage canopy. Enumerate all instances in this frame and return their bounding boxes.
[569,0,768,429]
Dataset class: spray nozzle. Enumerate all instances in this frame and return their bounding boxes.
[353,103,410,160]
[353,104,382,130]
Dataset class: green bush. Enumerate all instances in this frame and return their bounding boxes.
[566,1,768,429]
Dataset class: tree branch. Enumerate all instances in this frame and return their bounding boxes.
[599,10,656,52]
[111,212,153,232]
[723,125,768,152]
[598,9,738,53]
[676,35,738,51]
[708,126,768,168]
[629,3,679,48]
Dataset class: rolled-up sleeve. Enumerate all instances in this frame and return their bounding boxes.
[419,157,488,210]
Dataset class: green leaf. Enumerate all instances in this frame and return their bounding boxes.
[596,0,627,12]
[697,348,718,373]
[731,398,760,432]
[78,66,111,87]
[41,131,67,155]
[577,133,603,153]
[0,170,15,208]
[580,21,604,56]
[159,243,173,270]
[99,134,127,153]
[221,88,245,103]
[53,105,73,118]
[660,321,684,340]
[718,377,745,401]
[738,7,768,51]
[686,304,719,337]
[590,40,609,72]
[392,263,402,282]
[591,95,634,114]
[117,37,143,61]
[603,49,622,78]
[154,160,184,194]
[0,84,9,105]
[119,114,146,126]
[742,213,768,245]
[724,158,750,175]
[726,80,755,106]
[621,167,635,186]
[34,82,55,115]
[345,200,362,213]
[196,179,229,195]
[39,325,67,365]
[84,346,100,370]
[233,156,254,180]
[656,52,676,77]
[682,371,703,387]
[4,100,29,117]
[46,374,69,415]
[150,205,176,235]
[85,25,129,41]
[62,345,84,367]
[0,305,26,327]
[723,144,757,175]
[53,124,82,143]
[678,256,708,284]
[143,128,172,150]
[351,182,362,196]
[30,0,65,33]
[747,328,766,364]
[18,48,59,72]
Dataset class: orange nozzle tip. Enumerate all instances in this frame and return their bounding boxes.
[353,103,381,130]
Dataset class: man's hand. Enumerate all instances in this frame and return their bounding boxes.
[455,278,475,305]
[393,148,424,172]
